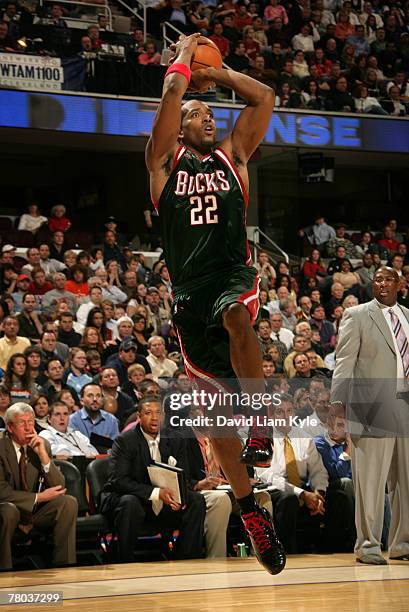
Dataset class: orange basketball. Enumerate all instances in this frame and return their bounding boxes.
[191,38,223,71]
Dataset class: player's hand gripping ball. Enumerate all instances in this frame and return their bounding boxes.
[191,37,223,71]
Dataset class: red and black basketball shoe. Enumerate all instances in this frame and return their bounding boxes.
[239,436,273,467]
[241,505,286,575]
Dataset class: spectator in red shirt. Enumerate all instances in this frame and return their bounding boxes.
[209,22,230,58]
[335,11,354,41]
[377,225,400,254]
[312,48,332,77]
[302,249,327,280]
[48,204,71,233]
[235,2,253,30]
[243,25,261,61]
[138,40,161,65]
[87,25,102,50]
[65,266,89,298]
[264,0,288,26]
[28,267,54,296]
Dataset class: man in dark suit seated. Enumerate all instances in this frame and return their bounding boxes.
[101,395,206,563]
[0,402,78,571]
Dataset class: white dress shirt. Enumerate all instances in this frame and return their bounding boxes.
[301,411,327,438]
[378,300,409,390]
[256,428,328,497]
[76,301,99,327]
[141,428,163,513]
[39,426,98,457]
[147,354,178,381]
[270,328,294,350]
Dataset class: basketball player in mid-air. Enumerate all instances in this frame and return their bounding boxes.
[145,32,285,574]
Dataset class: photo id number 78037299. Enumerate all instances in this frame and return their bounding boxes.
[0,591,63,606]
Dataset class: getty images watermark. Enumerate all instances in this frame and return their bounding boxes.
[167,390,320,430]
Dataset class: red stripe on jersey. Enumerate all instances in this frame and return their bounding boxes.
[214,147,249,209]
[237,273,260,326]
[214,147,252,265]
[176,329,232,393]
[172,145,186,170]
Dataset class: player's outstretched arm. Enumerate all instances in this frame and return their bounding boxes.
[145,33,201,173]
[191,68,275,164]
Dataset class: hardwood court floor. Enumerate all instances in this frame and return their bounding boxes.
[1,554,408,611]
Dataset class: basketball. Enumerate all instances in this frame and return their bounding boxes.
[191,38,223,72]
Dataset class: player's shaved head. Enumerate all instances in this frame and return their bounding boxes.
[179,100,216,152]
[181,99,213,123]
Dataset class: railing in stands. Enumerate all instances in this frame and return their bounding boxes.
[161,21,237,104]
[249,226,289,265]
[38,0,113,29]
[113,0,147,39]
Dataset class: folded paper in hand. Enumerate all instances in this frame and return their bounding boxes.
[147,461,187,505]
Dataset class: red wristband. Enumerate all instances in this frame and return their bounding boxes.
[165,62,191,83]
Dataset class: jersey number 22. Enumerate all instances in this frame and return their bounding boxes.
[190,195,218,226]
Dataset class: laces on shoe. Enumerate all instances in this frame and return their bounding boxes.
[242,511,273,554]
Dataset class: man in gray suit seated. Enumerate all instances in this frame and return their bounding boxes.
[332,267,409,564]
[0,403,77,570]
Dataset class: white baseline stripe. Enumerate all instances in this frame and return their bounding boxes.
[3,565,409,602]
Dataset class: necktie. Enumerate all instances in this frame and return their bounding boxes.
[284,436,302,488]
[149,440,163,515]
[19,447,33,530]
[19,446,29,491]
[275,332,280,341]
[203,438,220,478]
[389,309,409,378]
[149,439,161,462]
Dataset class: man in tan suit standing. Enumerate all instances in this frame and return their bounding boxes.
[0,403,78,570]
[332,267,409,564]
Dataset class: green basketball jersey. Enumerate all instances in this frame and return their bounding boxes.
[155,145,251,288]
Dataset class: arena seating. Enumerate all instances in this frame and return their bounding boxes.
[0,0,407,113]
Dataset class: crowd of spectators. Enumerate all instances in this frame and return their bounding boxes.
[0,200,404,566]
[1,0,408,113]
[0,0,163,92]
[201,0,409,115]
